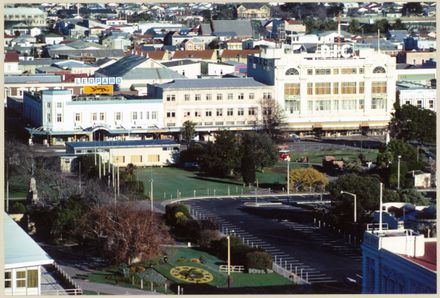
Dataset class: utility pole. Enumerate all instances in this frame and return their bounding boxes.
[98,155,101,178]
[397,155,401,190]
[150,178,154,212]
[227,235,231,288]
[287,157,290,195]
[117,166,120,196]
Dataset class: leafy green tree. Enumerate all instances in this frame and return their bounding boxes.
[348,19,361,34]
[199,131,240,177]
[392,19,406,30]
[179,143,206,164]
[328,174,399,226]
[180,120,196,145]
[252,133,278,171]
[373,19,391,33]
[398,188,430,205]
[389,102,436,144]
[240,134,256,186]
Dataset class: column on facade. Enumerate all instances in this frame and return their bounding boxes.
[299,77,308,116]
[385,65,396,113]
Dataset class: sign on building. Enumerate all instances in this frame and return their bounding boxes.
[84,85,113,94]
[74,77,123,85]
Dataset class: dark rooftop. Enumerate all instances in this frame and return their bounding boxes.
[66,139,178,149]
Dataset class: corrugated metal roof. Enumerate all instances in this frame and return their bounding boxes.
[5,75,62,84]
[157,77,268,90]
[66,139,178,149]
[48,49,124,58]
[4,214,53,268]
[96,55,148,77]
[5,7,45,15]
[212,20,253,37]
[123,68,186,80]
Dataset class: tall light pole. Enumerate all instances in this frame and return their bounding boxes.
[340,191,357,223]
[227,235,231,288]
[287,157,290,195]
[397,155,401,190]
[150,178,154,212]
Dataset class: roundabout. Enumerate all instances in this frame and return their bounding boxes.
[170,266,214,283]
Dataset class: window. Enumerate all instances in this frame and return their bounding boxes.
[166,94,176,101]
[307,69,313,75]
[56,113,62,122]
[184,111,191,117]
[56,102,62,108]
[92,113,97,121]
[286,100,300,113]
[206,94,212,101]
[195,110,201,117]
[195,94,201,101]
[47,113,51,122]
[115,112,121,121]
[333,68,339,75]
[100,113,105,121]
[315,82,331,95]
[359,68,365,74]
[341,99,357,110]
[184,94,190,101]
[237,108,244,116]
[152,112,158,119]
[405,100,411,105]
[333,82,339,94]
[263,107,272,115]
[372,81,387,93]
[341,68,357,74]
[5,271,11,288]
[132,112,137,120]
[249,93,255,100]
[205,110,212,117]
[341,82,357,94]
[429,100,434,109]
[284,83,300,97]
[217,94,223,100]
[216,109,223,116]
[47,102,51,108]
[315,68,331,75]
[263,92,272,99]
[307,101,313,111]
[373,66,386,74]
[148,154,160,162]
[372,98,385,109]
[228,93,233,100]
[227,108,233,116]
[113,156,125,163]
[315,100,331,111]
[307,83,313,95]
[238,93,244,100]
[131,155,142,163]
[285,68,299,75]
[359,82,365,94]
[27,270,38,288]
[166,112,176,118]
[248,107,257,115]
[75,113,81,122]
[417,100,422,108]
[333,100,339,110]
[16,271,26,288]
[146,112,150,119]
[359,99,365,110]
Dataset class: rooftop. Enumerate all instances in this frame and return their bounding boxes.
[398,241,437,272]
[5,74,62,84]
[4,214,53,269]
[397,81,434,90]
[66,139,178,149]
[96,55,149,77]
[156,77,268,90]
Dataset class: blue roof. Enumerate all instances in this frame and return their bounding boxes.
[96,55,148,77]
[42,89,71,95]
[4,214,53,269]
[66,139,178,149]
[156,78,268,89]
[5,75,62,84]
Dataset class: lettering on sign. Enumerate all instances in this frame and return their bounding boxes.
[74,77,122,85]
[84,85,113,94]
[321,44,352,58]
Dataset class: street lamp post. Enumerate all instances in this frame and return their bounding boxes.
[340,191,357,223]
[150,178,154,211]
[227,235,231,288]
[397,155,401,190]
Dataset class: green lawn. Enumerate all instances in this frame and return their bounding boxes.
[230,272,292,288]
[135,148,378,200]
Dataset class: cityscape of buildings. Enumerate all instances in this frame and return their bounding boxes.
[3,2,437,296]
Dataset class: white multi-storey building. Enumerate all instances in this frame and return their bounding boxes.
[248,45,397,134]
[147,78,274,132]
[23,89,163,144]
[397,81,436,111]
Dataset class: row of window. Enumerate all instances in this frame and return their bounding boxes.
[167,120,256,127]
[404,100,435,109]
[285,98,385,113]
[4,270,38,289]
[285,81,386,96]
[71,111,160,123]
[285,66,386,76]
[166,92,272,102]
[112,154,160,163]
[167,107,258,118]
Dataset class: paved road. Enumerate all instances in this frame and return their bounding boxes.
[183,196,362,292]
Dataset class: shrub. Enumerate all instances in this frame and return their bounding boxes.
[245,251,272,270]
[165,204,191,226]
[9,201,26,214]
[198,229,221,248]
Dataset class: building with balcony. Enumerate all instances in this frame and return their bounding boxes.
[247,45,397,134]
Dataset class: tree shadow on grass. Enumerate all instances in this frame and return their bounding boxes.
[190,175,243,186]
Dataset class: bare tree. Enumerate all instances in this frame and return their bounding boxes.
[79,204,173,264]
[258,97,287,142]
